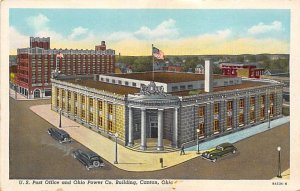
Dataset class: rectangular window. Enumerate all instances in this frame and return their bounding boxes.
[187,85,193,89]
[81,95,85,104]
[98,117,103,127]
[250,97,255,106]
[98,101,103,110]
[270,106,274,116]
[132,82,136,87]
[239,113,244,125]
[89,113,93,123]
[74,107,77,115]
[226,116,232,129]
[270,94,274,102]
[260,107,265,119]
[74,94,77,102]
[108,104,113,114]
[89,98,93,107]
[227,101,233,111]
[239,99,244,108]
[108,121,113,132]
[180,85,186,90]
[198,123,205,137]
[250,110,255,122]
[56,88,59,98]
[198,106,205,117]
[260,95,265,105]
[118,80,122,85]
[62,90,65,98]
[67,104,71,112]
[125,81,129,85]
[172,86,178,91]
[214,103,219,114]
[81,110,85,119]
[68,92,71,100]
[213,120,219,133]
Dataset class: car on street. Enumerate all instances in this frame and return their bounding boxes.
[47,128,71,143]
[72,149,105,170]
[201,142,237,162]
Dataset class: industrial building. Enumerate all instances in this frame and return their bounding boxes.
[16,37,115,99]
[51,60,283,151]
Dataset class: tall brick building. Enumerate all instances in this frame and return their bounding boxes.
[16,37,115,99]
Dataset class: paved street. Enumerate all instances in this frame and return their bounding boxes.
[9,98,290,179]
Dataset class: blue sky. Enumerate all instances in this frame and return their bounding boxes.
[9,9,290,55]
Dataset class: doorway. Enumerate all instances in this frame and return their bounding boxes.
[149,116,158,138]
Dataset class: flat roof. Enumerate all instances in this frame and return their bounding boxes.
[64,79,139,95]
[172,81,269,96]
[63,78,268,97]
[107,72,234,83]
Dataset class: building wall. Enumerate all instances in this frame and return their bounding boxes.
[16,42,115,99]
[51,76,283,149]
[179,84,283,147]
[51,83,126,143]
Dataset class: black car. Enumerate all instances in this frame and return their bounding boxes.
[72,149,105,170]
[201,142,237,162]
[47,128,71,143]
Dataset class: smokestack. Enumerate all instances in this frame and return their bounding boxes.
[205,59,213,92]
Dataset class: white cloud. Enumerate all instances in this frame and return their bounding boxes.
[248,21,282,35]
[26,14,49,31]
[134,19,179,40]
[9,26,28,51]
[69,26,89,40]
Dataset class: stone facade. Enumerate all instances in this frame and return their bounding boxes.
[51,74,283,151]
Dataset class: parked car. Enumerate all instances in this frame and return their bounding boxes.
[47,128,71,143]
[72,149,105,170]
[201,142,237,162]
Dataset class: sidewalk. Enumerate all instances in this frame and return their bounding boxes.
[186,116,290,151]
[9,88,50,100]
[272,169,290,180]
[30,104,290,172]
[30,104,199,172]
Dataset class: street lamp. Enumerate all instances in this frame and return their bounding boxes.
[196,129,200,154]
[114,133,118,164]
[59,108,62,128]
[268,109,271,129]
[277,146,282,178]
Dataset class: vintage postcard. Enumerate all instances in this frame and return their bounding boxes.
[1,0,300,191]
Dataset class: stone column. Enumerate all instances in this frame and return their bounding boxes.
[70,91,75,115]
[128,106,134,146]
[157,109,164,151]
[94,99,98,127]
[172,107,178,148]
[140,108,147,150]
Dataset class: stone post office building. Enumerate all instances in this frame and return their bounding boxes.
[51,61,283,151]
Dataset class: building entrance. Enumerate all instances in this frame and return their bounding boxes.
[149,116,158,138]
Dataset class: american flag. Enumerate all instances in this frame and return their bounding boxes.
[152,47,164,60]
[56,52,64,58]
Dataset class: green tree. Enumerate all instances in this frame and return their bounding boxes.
[131,56,152,72]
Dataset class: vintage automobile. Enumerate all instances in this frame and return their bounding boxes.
[201,142,237,162]
[72,149,105,170]
[47,128,71,143]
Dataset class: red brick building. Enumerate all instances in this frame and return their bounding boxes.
[16,37,115,99]
[220,62,264,79]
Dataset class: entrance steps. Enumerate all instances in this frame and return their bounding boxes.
[126,138,180,153]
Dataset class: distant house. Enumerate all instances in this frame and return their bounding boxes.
[264,69,289,77]
[195,64,204,74]
[219,62,264,79]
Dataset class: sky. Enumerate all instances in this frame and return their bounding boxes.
[9,9,290,55]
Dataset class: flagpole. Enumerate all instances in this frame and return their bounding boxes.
[152,44,154,81]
